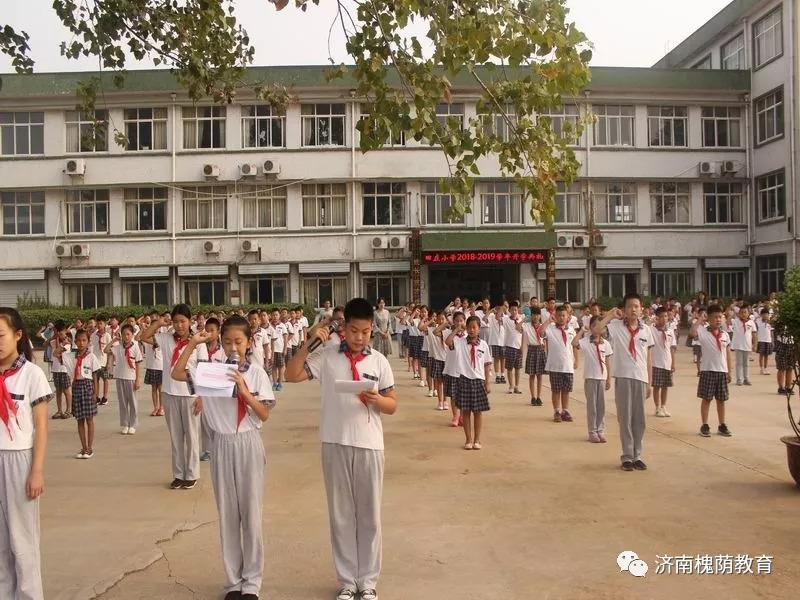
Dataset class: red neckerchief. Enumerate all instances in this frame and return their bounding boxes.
[235,369,249,431]
[739,317,748,335]
[0,359,23,439]
[593,338,605,376]
[207,342,220,361]
[56,340,65,364]
[467,336,480,368]
[656,327,667,346]
[171,334,190,368]
[344,349,370,421]
[124,342,135,369]
[711,328,723,352]
[533,323,542,344]
[556,325,568,346]
[626,321,640,359]
[74,350,89,381]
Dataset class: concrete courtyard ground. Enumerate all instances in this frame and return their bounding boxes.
[35,344,799,600]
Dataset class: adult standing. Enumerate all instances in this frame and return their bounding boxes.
[373,298,393,356]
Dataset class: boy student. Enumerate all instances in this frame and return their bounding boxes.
[774,328,797,395]
[285,298,397,600]
[49,320,73,419]
[502,301,525,394]
[199,317,224,462]
[90,315,112,406]
[247,310,270,372]
[574,316,612,443]
[521,307,546,406]
[756,308,773,375]
[728,303,757,386]
[486,305,507,384]
[690,305,733,438]
[295,306,310,347]
[543,305,577,422]
[105,324,144,435]
[140,312,165,417]
[270,309,289,391]
[594,293,655,472]
[650,307,677,417]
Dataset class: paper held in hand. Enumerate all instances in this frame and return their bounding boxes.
[194,362,236,397]
[334,380,377,395]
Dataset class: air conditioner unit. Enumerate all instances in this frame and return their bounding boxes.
[241,239,259,253]
[203,164,220,179]
[557,233,574,248]
[262,159,281,175]
[203,240,221,254]
[592,233,607,248]
[64,159,86,176]
[239,163,258,177]
[72,243,90,257]
[55,243,72,257]
[389,235,408,249]
[721,160,741,175]
[371,236,389,249]
[573,234,588,248]
[699,161,719,177]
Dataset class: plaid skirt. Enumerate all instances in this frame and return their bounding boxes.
[693,346,702,358]
[504,346,522,370]
[652,367,674,388]
[273,353,285,368]
[758,342,774,356]
[52,371,71,391]
[401,330,410,347]
[71,379,97,420]
[525,346,547,375]
[421,351,433,369]
[491,345,505,359]
[549,371,574,393]
[409,336,424,359]
[697,371,729,401]
[430,359,445,380]
[444,374,458,398]
[775,341,797,371]
[456,376,490,413]
[144,368,163,386]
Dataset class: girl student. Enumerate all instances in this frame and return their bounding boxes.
[105,324,144,435]
[441,311,466,427]
[49,320,73,419]
[172,315,274,600]
[407,306,424,380]
[139,313,164,417]
[428,311,449,411]
[139,304,206,490]
[521,307,547,407]
[446,315,493,450]
[420,311,435,397]
[54,328,101,458]
[0,308,52,600]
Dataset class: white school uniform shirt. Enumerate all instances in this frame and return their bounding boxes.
[304,342,394,450]
[568,315,580,331]
[249,329,269,368]
[0,357,53,451]
[50,341,73,374]
[90,330,112,367]
[408,318,422,337]
[756,319,773,344]
[154,332,203,397]
[429,329,447,362]
[523,322,545,346]
[578,337,613,381]
[606,319,655,383]
[394,317,407,335]
[476,310,490,332]
[487,313,506,347]
[502,315,523,349]
[690,319,702,346]
[290,321,301,348]
[143,341,163,371]
[110,342,143,380]
[299,316,310,342]
[271,323,289,354]
[442,329,462,377]
[697,327,730,373]
[204,343,227,364]
[581,315,592,330]
[729,317,756,352]
[648,325,676,371]
[61,350,101,382]
[421,329,430,351]
[453,336,492,380]
[544,323,576,374]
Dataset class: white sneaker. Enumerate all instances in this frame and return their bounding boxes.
[127,428,136,435]
[419,380,427,387]
[121,426,129,435]
[360,590,378,600]
[655,406,664,417]
[662,407,671,417]
[336,588,357,600]
[426,389,435,398]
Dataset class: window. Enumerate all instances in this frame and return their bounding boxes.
[754,88,784,144]
[421,182,465,225]
[539,104,580,141]
[182,106,225,149]
[701,107,741,147]
[435,103,465,129]
[183,279,228,305]
[554,183,582,224]
[757,171,785,223]
[692,55,712,69]
[65,110,108,153]
[241,105,285,148]
[480,104,517,143]
[124,108,167,151]
[650,271,693,296]
[241,277,288,304]
[124,188,167,231]
[241,185,287,229]
[126,280,169,305]
[302,183,347,227]
[757,254,786,295]
[363,274,409,307]
[705,270,745,298]
[359,106,405,146]
[597,273,638,298]
[302,104,345,146]
[704,183,743,224]
[721,33,745,70]
[593,105,634,147]
[647,106,687,147]
[592,182,636,224]
[362,182,406,226]
[1,112,44,155]
[753,7,783,68]
[649,183,690,224]
[1,191,45,235]
[302,276,348,308]
[183,186,227,230]
[66,283,109,309]
[555,279,582,304]
[481,182,523,225]
[66,189,109,233]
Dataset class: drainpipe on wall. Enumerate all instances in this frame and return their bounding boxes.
[350,98,358,297]
[744,93,752,292]
[789,0,798,267]
[583,91,593,301]
[170,93,178,301]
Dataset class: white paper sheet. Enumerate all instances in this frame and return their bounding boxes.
[334,379,377,394]
[194,362,236,397]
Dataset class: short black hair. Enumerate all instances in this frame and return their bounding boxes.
[247,309,259,317]
[740,302,750,310]
[589,315,602,328]
[54,319,67,331]
[509,300,520,308]
[546,297,556,303]
[466,315,481,328]
[206,317,221,329]
[293,305,304,312]
[530,306,541,316]
[344,298,374,322]
[555,304,568,313]
[171,304,192,320]
[74,329,89,341]
[95,314,108,323]
[761,307,770,315]
[125,314,136,320]
[120,323,135,334]
[221,315,250,339]
[654,307,667,316]
[707,304,723,316]
[452,311,466,321]
[622,292,641,307]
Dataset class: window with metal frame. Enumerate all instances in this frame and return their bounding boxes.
[182,106,226,149]
[241,185,287,229]
[1,190,45,235]
[363,273,409,307]
[721,33,745,70]
[539,104,580,141]
[241,105,285,148]
[65,110,108,152]
[183,186,227,230]
[756,171,785,223]
[481,182,523,225]
[124,187,167,231]
[183,278,228,305]
[701,106,741,147]
[66,283,109,309]
[421,182,465,225]
[592,182,636,224]
[66,189,109,233]
[0,111,44,155]
[647,106,687,147]
[754,88,784,144]
[301,103,346,146]
[705,270,745,298]
[556,279,583,304]
[593,105,634,147]
[302,183,347,227]
[649,182,690,224]
[596,273,638,298]
[241,277,288,304]
[554,182,582,224]
[302,276,348,308]
[124,107,168,151]
[756,254,786,295]
[703,183,743,224]
[753,7,783,68]
[650,271,693,297]
[126,280,169,305]
[362,182,406,226]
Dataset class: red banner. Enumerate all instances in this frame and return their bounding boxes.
[422,250,547,265]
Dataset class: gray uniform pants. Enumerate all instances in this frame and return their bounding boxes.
[584,379,606,435]
[116,379,139,429]
[0,450,43,600]
[735,350,750,383]
[321,443,384,592]
[614,377,647,463]
[201,413,213,453]
[163,393,200,481]
[211,430,265,596]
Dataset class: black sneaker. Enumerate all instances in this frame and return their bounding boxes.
[718,424,732,437]
[530,397,537,406]
[621,461,634,472]
[633,460,648,471]
[700,424,711,437]
[224,592,242,600]
[778,387,786,395]
[495,376,500,384]
[535,397,544,407]
[169,478,184,489]
[181,479,197,489]
[240,594,259,600]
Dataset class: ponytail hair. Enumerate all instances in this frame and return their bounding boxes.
[0,307,33,361]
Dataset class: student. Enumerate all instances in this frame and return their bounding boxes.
[689,308,705,376]
[446,315,492,450]
[487,305,506,385]
[543,305,577,423]
[56,329,101,459]
[173,316,274,600]
[419,313,433,395]
[395,308,408,360]
[139,304,206,489]
[296,306,310,348]
[502,301,524,395]
[775,328,797,395]
[0,307,52,600]
[247,310,270,373]
[756,308,773,375]
[728,303,756,386]
[139,312,164,417]
[407,307,423,380]
[574,316,612,443]
[200,317,225,462]
[594,294,655,471]
[441,311,465,427]
[269,309,289,391]
[49,320,73,419]
[285,298,397,600]
[691,305,733,438]
[429,312,448,411]
[90,315,112,406]
[650,307,677,417]
[521,307,546,407]
[106,324,143,435]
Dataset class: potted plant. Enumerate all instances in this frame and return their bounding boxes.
[773,265,800,487]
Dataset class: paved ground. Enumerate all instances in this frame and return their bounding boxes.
[35,343,799,600]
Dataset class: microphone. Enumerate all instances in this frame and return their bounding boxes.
[308,321,339,353]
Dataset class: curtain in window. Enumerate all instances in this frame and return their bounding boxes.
[333,278,348,305]
[243,196,258,228]
[66,123,80,153]
[153,119,167,149]
[183,118,197,149]
[302,278,318,306]
[302,196,316,226]
[330,196,346,226]
[184,197,198,229]
[273,196,286,227]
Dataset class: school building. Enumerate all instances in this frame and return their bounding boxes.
[0,0,796,309]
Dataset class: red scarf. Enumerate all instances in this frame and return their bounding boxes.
[344,349,370,421]
[594,339,605,376]
[235,372,249,431]
[557,325,568,346]
[711,328,723,352]
[533,323,542,344]
[171,335,190,367]
[626,322,640,359]
[467,337,480,367]
[0,362,22,439]
[207,343,220,361]
[74,350,89,381]
[124,343,135,369]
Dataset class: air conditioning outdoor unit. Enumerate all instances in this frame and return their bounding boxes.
[371,236,389,249]
[557,233,574,248]
[699,161,719,176]
[203,240,221,254]
[241,239,259,253]
[262,160,280,175]
[573,234,588,248]
[239,163,258,177]
[203,164,220,179]
[72,243,90,257]
[55,243,72,257]
[64,159,86,176]
[721,160,741,175]
[389,235,407,249]
[592,233,607,248]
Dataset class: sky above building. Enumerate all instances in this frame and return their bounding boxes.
[0,0,732,73]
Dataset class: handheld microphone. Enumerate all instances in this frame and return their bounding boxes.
[227,351,240,365]
[308,320,339,353]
